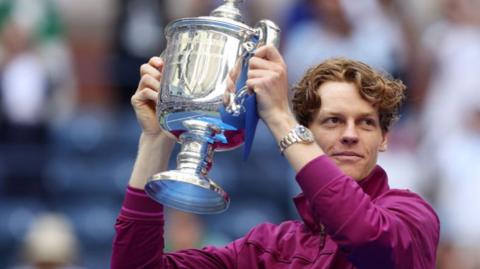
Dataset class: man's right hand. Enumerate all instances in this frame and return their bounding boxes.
[131,56,165,137]
[128,56,176,189]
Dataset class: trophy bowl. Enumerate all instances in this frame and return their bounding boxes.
[145,0,280,214]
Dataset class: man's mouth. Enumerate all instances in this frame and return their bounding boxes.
[331,151,363,161]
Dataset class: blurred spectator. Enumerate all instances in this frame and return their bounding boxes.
[0,0,76,197]
[1,1,44,197]
[10,213,85,269]
[244,0,293,27]
[0,0,76,139]
[164,209,204,251]
[414,0,480,195]
[164,204,235,251]
[109,0,167,107]
[0,19,49,144]
[434,99,480,269]
[377,119,421,191]
[282,0,412,84]
[415,0,480,140]
[413,0,480,267]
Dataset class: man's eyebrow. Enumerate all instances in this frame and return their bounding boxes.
[357,112,378,118]
[318,111,378,118]
[318,110,343,116]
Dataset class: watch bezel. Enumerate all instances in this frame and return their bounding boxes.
[279,124,315,154]
[295,125,314,142]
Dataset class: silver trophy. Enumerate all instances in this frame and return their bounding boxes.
[144,0,280,214]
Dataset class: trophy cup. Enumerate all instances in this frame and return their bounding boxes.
[144,0,280,214]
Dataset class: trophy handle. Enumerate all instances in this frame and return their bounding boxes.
[254,19,281,48]
[225,20,281,116]
[226,86,249,116]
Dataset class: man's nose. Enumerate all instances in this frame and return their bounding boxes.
[340,123,359,145]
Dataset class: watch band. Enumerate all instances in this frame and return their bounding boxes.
[278,125,314,154]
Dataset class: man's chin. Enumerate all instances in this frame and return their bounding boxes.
[336,163,363,181]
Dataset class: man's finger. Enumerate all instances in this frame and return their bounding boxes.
[246,78,266,93]
[247,69,277,79]
[137,75,161,93]
[134,88,158,103]
[254,45,284,64]
[248,56,282,71]
[148,56,164,70]
[140,64,162,80]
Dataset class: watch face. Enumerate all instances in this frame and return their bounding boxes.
[297,125,314,141]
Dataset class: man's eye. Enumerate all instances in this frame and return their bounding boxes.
[361,118,377,127]
[323,117,340,125]
[329,118,339,123]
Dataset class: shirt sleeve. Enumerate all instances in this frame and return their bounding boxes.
[111,186,243,269]
[295,156,440,269]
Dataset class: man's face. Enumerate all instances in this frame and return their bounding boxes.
[308,81,387,181]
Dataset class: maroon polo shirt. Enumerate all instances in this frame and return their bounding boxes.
[111,156,439,269]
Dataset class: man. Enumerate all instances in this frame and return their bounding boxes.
[111,45,439,268]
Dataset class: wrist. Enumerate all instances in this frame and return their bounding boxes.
[140,131,176,148]
[278,125,315,154]
[129,132,176,190]
[263,111,299,142]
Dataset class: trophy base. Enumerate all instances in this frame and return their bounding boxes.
[145,170,230,214]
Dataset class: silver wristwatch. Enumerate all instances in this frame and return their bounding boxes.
[278,125,315,154]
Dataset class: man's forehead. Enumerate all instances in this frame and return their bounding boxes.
[318,108,378,117]
[316,81,379,114]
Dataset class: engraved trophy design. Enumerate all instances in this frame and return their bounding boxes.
[144,0,280,214]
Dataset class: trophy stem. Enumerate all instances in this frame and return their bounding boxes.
[176,121,217,176]
[145,119,230,214]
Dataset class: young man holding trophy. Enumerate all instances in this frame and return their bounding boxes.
[111,42,439,268]
[111,1,439,267]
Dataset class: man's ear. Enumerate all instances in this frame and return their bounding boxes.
[379,133,388,152]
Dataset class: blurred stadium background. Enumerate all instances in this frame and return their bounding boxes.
[1,0,480,268]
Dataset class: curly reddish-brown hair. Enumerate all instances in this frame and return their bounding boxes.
[292,58,406,133]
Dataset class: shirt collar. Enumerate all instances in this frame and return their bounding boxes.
[293,165,389,232]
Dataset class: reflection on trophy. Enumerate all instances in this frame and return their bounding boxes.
[144,0,280,214]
